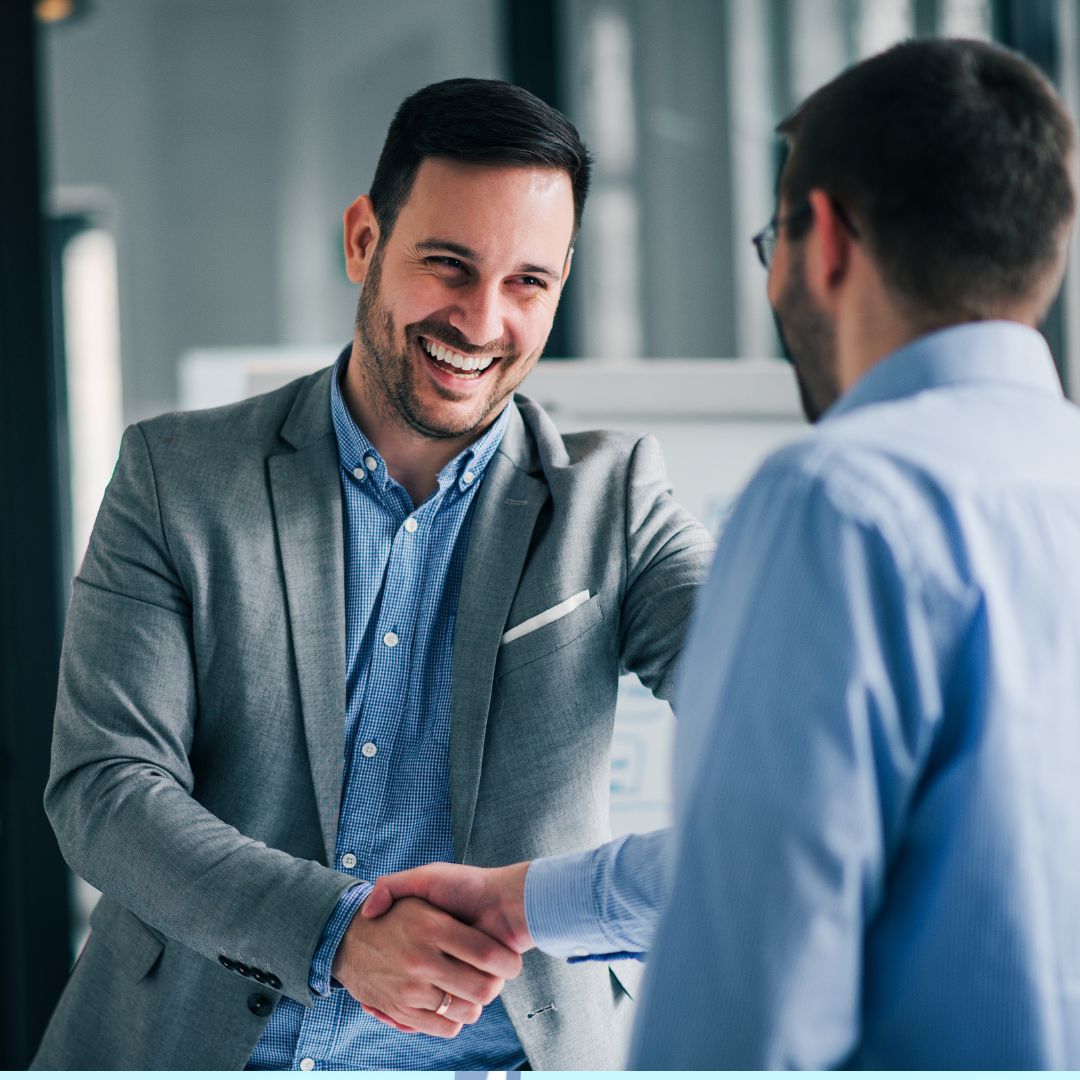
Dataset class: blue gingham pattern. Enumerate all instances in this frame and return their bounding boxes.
[248,351,522,1070]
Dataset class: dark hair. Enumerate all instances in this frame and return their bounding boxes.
[369,78,591,239]
[777,39,1076,320]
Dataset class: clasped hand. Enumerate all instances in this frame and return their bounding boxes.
[332,862,532,1038]
[332,894,521,1037]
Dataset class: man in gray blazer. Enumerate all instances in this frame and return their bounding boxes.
[34,78,710,1070]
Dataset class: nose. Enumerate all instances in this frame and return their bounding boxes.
[447,280,506,349]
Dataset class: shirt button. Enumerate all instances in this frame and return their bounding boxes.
[570,945,590,957]
[341,852,357,869]
[364,455,378,471]
[352,466,364,480]
[403,517,418,533]
[462,470,475,485]
[299,1058,316,1071]
[383,630,399,648]
[361,741,378,758]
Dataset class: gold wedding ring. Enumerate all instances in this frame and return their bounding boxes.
[435,991,453,1016]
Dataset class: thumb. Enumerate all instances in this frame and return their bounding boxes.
[361,882,393,919]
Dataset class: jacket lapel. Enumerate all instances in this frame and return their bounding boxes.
[268,368,345,865]
[451,404,547,861]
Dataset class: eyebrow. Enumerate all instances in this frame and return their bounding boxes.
[416,238,562,281]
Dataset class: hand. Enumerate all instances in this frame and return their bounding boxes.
[362,861,534,954]
[332,896,522,1038]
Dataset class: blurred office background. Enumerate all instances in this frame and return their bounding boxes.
[4,0,1080,1066]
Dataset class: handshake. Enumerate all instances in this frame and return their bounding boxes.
[330,860,535,1038]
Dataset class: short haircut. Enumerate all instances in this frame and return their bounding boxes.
[777,39,1077,320]
[369,78,592,239]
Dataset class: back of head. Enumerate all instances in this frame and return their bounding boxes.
[778,39,1077,324]
[370,78,591,239]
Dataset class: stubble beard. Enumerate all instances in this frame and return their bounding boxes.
[772,246,840,424]
[354,247,532,441]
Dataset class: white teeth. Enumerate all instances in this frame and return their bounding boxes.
[422,337,497,374]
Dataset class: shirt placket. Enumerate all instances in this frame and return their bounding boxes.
[338,486,437,878]
[291,483,433,1068]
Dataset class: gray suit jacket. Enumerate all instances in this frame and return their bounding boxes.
[34,365,712,1070]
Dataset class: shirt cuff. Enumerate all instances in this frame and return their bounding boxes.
[525,845,644,962]
[309,881,373,997]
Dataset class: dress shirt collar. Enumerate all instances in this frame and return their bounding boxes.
[329,344,512,496]
[825,320,1063,423]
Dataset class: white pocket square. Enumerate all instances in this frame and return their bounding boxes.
[501,590,591,645]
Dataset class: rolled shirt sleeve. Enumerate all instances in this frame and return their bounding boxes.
[309,881,374,997]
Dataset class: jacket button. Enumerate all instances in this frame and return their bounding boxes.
[267,974,282,990]
[252,969,268,984]
[235,963,251,977]
[247,993,273,1017]
[218,956,235,971]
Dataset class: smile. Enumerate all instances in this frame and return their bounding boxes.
[419,335,500,379]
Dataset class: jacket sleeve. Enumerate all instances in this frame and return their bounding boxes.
[619,434,714,700]
[45,423,355,1007]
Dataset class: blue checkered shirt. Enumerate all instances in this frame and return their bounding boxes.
[248,353,522,1069]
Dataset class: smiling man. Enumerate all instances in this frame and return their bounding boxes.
[33,79,711,1070]
[341,157,573,504]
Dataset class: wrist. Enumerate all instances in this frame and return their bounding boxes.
[499,862,534,952]
[319,883,370,994]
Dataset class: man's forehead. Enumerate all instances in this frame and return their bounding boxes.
[397,158,575,252]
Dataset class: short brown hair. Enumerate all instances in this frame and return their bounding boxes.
[370,78,592,240]
[777,39,1076,320]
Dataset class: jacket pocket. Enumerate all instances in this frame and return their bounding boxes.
[495,592,604,678]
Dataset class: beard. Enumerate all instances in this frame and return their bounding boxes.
[771,246,840,424]
[354,246,525,441]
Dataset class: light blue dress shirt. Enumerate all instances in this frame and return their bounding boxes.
[249,351,523,1070]
[531,322,1080,1068]
[525,829,669,960]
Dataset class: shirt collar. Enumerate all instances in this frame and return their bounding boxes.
[329,345,512,494]
[824,321,1063,423]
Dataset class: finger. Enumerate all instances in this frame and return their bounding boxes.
[435,993,483,1026]
[437,918,523,981]
[368,866,443,907]
[361,884,392,919]
[394,1007,464,1039]
[361,994,462,1039]
[361,1003,417,1033]
[425,952,506,1006]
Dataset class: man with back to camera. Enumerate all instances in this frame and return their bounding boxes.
[32,78,711,1070]
[361,39,1080,1068]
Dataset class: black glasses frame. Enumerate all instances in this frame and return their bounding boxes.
[752,202,811,269]
[752,199,860,269]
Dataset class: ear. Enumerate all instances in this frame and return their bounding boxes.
[803,188,855,308]
[343,195,381,284]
